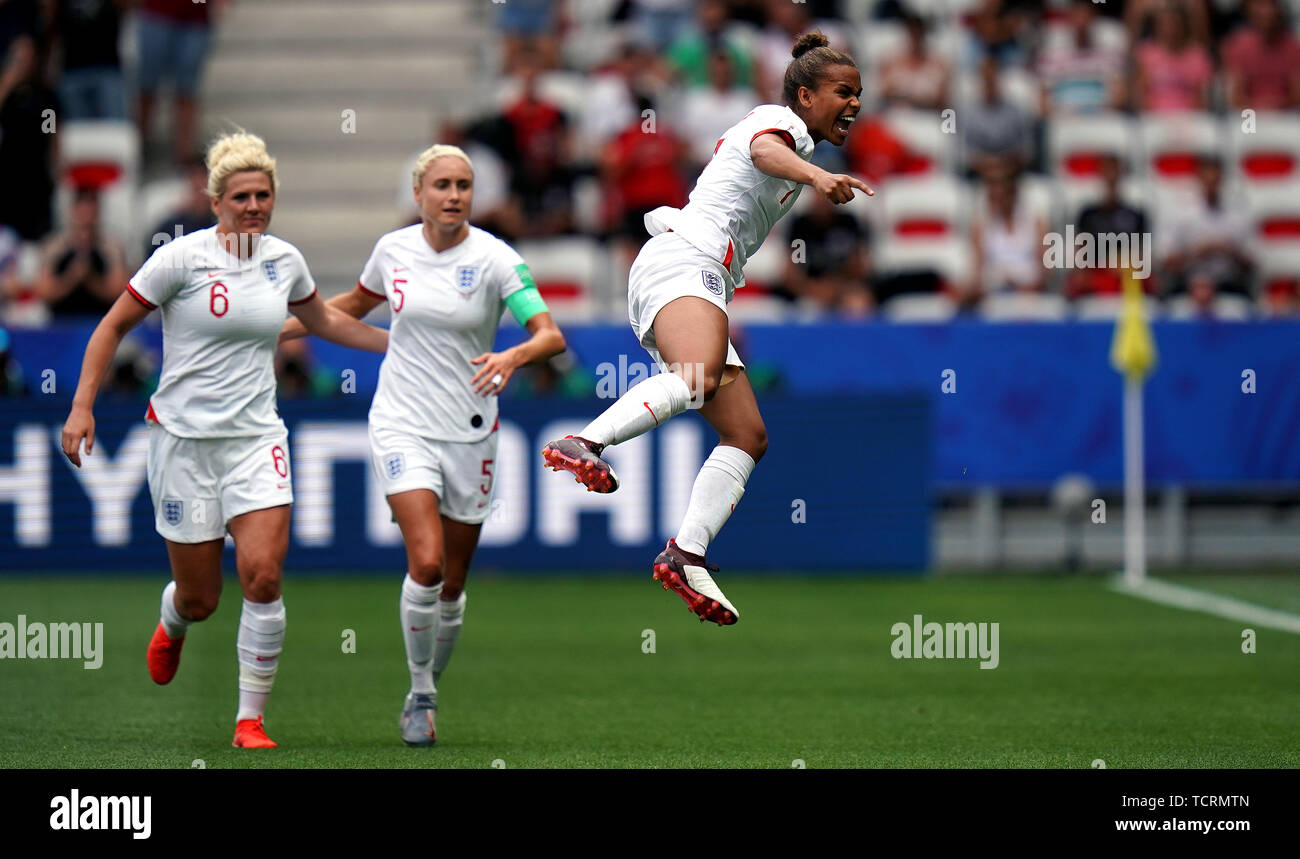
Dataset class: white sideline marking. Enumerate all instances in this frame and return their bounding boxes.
[1111,576,1300,635]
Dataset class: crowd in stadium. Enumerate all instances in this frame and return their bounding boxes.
[2,0,1299,396]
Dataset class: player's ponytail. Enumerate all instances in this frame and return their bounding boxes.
[783,31,856,106]
[205,130,279,198]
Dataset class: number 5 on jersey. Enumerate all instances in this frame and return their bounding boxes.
[391,278,406,313]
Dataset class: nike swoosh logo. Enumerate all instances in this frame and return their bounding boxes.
[393,267,407,273]
[207,273,219,278]
[276,484,289,490]
[409,625,432,632]
[255,655,274,662]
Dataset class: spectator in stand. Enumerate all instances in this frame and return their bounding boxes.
[1066,154,1150,298]
[142,154,217,261]
[601,95,690,272]
[1223,0,1300,111]
[496,0,560,74]
[629,0,693,53]
[0,328,25,396]
[582,32,673,161]
[782,190,874,317]
[967,159,1048,304]
[879,12,951,111]
[961,55,1034,176]
[1126,0,1209,47]
[1162,155,1254,307]
[274,338,334,400]
[968,0,1035,69]
[677,49,756,173]
[500,45,575,238]
[136,0,226,165]
[37,188,127,318]
[1133,1,1213,112]
[0,0,55,242]
[665,0,756,91]
[52,0,127,120]
[753,0,847,104]
[1037,0,1127,115]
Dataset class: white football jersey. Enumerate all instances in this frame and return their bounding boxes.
[127,227,316,438]
[644,104,815,293]
[359,225,531,443]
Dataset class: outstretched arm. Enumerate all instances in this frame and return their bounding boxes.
[281,284,385,343]
[288,292,388,353]
[750,133,873,203]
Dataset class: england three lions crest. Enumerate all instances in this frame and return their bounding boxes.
[455,266,480,295]
[262,260,279,283]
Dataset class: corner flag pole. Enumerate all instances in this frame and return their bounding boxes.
[1110,268,1156,586]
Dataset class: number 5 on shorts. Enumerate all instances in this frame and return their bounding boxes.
[480,459,494,494]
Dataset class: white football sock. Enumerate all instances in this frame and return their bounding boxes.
[401,574,442,695]
[580,371,693,447]
[674,445,756,557]
[431,592,466,686]
[235,597,285,722]
[159,580,190,639]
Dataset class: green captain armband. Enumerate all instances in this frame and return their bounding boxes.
[505,264,549,325]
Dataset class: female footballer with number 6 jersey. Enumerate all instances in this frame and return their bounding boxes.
[60,132,388,749]
[542,31,872,626]
[280,144,565,746]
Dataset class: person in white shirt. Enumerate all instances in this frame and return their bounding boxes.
[60,132,388,750]
[542,32,872,627]
[280,144,565,746]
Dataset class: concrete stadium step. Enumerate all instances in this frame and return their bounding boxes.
[200,105,433,150]
[203,54,466,100]
[274,150,420,197]
[214,0,477,46]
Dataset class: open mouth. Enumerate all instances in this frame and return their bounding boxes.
[834,114,856,135]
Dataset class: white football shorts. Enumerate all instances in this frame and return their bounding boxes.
[146,424,294,543]
[368,423,498,525]
[628,231,744,378]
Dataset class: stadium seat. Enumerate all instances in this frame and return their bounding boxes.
[881,291,958,322]
[55,121,140,248]
[979,292,1069,321]
[880,175,970,240]
[1072,294,1160,321]
[876,237,971,291]
[741,235,788,293]
[1047,113,1135,179]
[1165,293,1253,321]
[953,65,1041,117]
[1224,112,1300,189]
[512,237,607,322]
[137,177,190,264]
[1243,181,1300,246]
[880,108,954,175]
[1256,244,1300,306]
[1137,112,1222,183]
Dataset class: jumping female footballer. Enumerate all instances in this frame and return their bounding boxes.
[542,32,871,626]
[61,132,389,748]
[281,144,566,746]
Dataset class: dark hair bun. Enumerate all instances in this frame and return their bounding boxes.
[791,31,830,59]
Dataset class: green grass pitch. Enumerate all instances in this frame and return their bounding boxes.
[2,572,1298,768]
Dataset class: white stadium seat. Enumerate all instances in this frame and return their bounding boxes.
[512,237,608,322]
[876,237,971,290]
[880,175,970,240]
[1072,294,1160,321]
[979,292,1069,321]
[1165,293,1253,321]
[55,120,140,249]
[1224,112,1300,190]
[881,292,958,322]
[880,108,954,175]
[1047,112,1136,179]
[1137,111,1222,184]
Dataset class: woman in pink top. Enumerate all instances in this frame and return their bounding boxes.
[1134,3,1213,112]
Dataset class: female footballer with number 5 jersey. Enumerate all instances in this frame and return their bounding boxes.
[280,144,566,746]
[542,32,871,626]
[61,132,389,749]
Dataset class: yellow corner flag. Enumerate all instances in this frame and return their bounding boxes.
[1110,268,1157,380]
